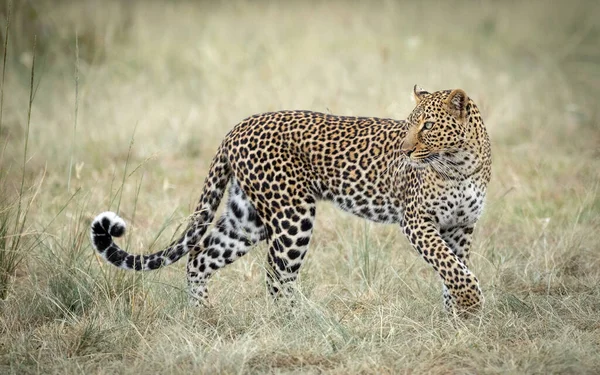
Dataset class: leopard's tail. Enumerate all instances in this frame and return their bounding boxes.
[90,147,231,271]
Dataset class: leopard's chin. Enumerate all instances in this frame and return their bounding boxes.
[406,159,429,169]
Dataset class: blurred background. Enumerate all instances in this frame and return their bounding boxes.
[1,0,599,373]
[2,0,599,170]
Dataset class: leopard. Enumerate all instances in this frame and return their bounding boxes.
[91,86,491,314]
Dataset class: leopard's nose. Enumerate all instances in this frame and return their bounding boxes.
[400,142,416,156]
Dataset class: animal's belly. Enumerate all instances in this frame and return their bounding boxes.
[317,188,403,224]
[335,201,403,224]
[339,203,403,224]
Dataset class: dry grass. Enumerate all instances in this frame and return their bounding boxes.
[1,0,599,373]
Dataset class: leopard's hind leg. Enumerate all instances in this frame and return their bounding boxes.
[262,198,316,301]
[186,179,266,306]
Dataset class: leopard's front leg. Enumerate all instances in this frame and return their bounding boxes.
[402,218,483,314]
[440,224,476,311]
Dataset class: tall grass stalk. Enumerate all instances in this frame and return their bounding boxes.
[115,123,138,215]
[0,1,10,179]
[0,0,10,137]
[12,35,35,257]
[67,32,79,192]
[0,7,40,300]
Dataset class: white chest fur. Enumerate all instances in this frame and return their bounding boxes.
[432,179,486,229]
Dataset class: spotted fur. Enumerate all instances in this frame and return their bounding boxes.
[91,86,491,314]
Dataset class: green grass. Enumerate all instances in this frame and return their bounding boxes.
[1,0,599,373]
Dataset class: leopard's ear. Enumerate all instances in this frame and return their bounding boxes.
[413,85,429,104]
[445,89,468,119]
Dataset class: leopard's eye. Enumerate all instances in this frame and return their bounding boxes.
[423,121,435,130]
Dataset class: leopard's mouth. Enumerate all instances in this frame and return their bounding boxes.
[404,151,448,170]
[406,151,434,166]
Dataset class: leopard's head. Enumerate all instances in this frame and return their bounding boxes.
[400,85,470,167]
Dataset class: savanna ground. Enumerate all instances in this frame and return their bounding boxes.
[1,0,599,373]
